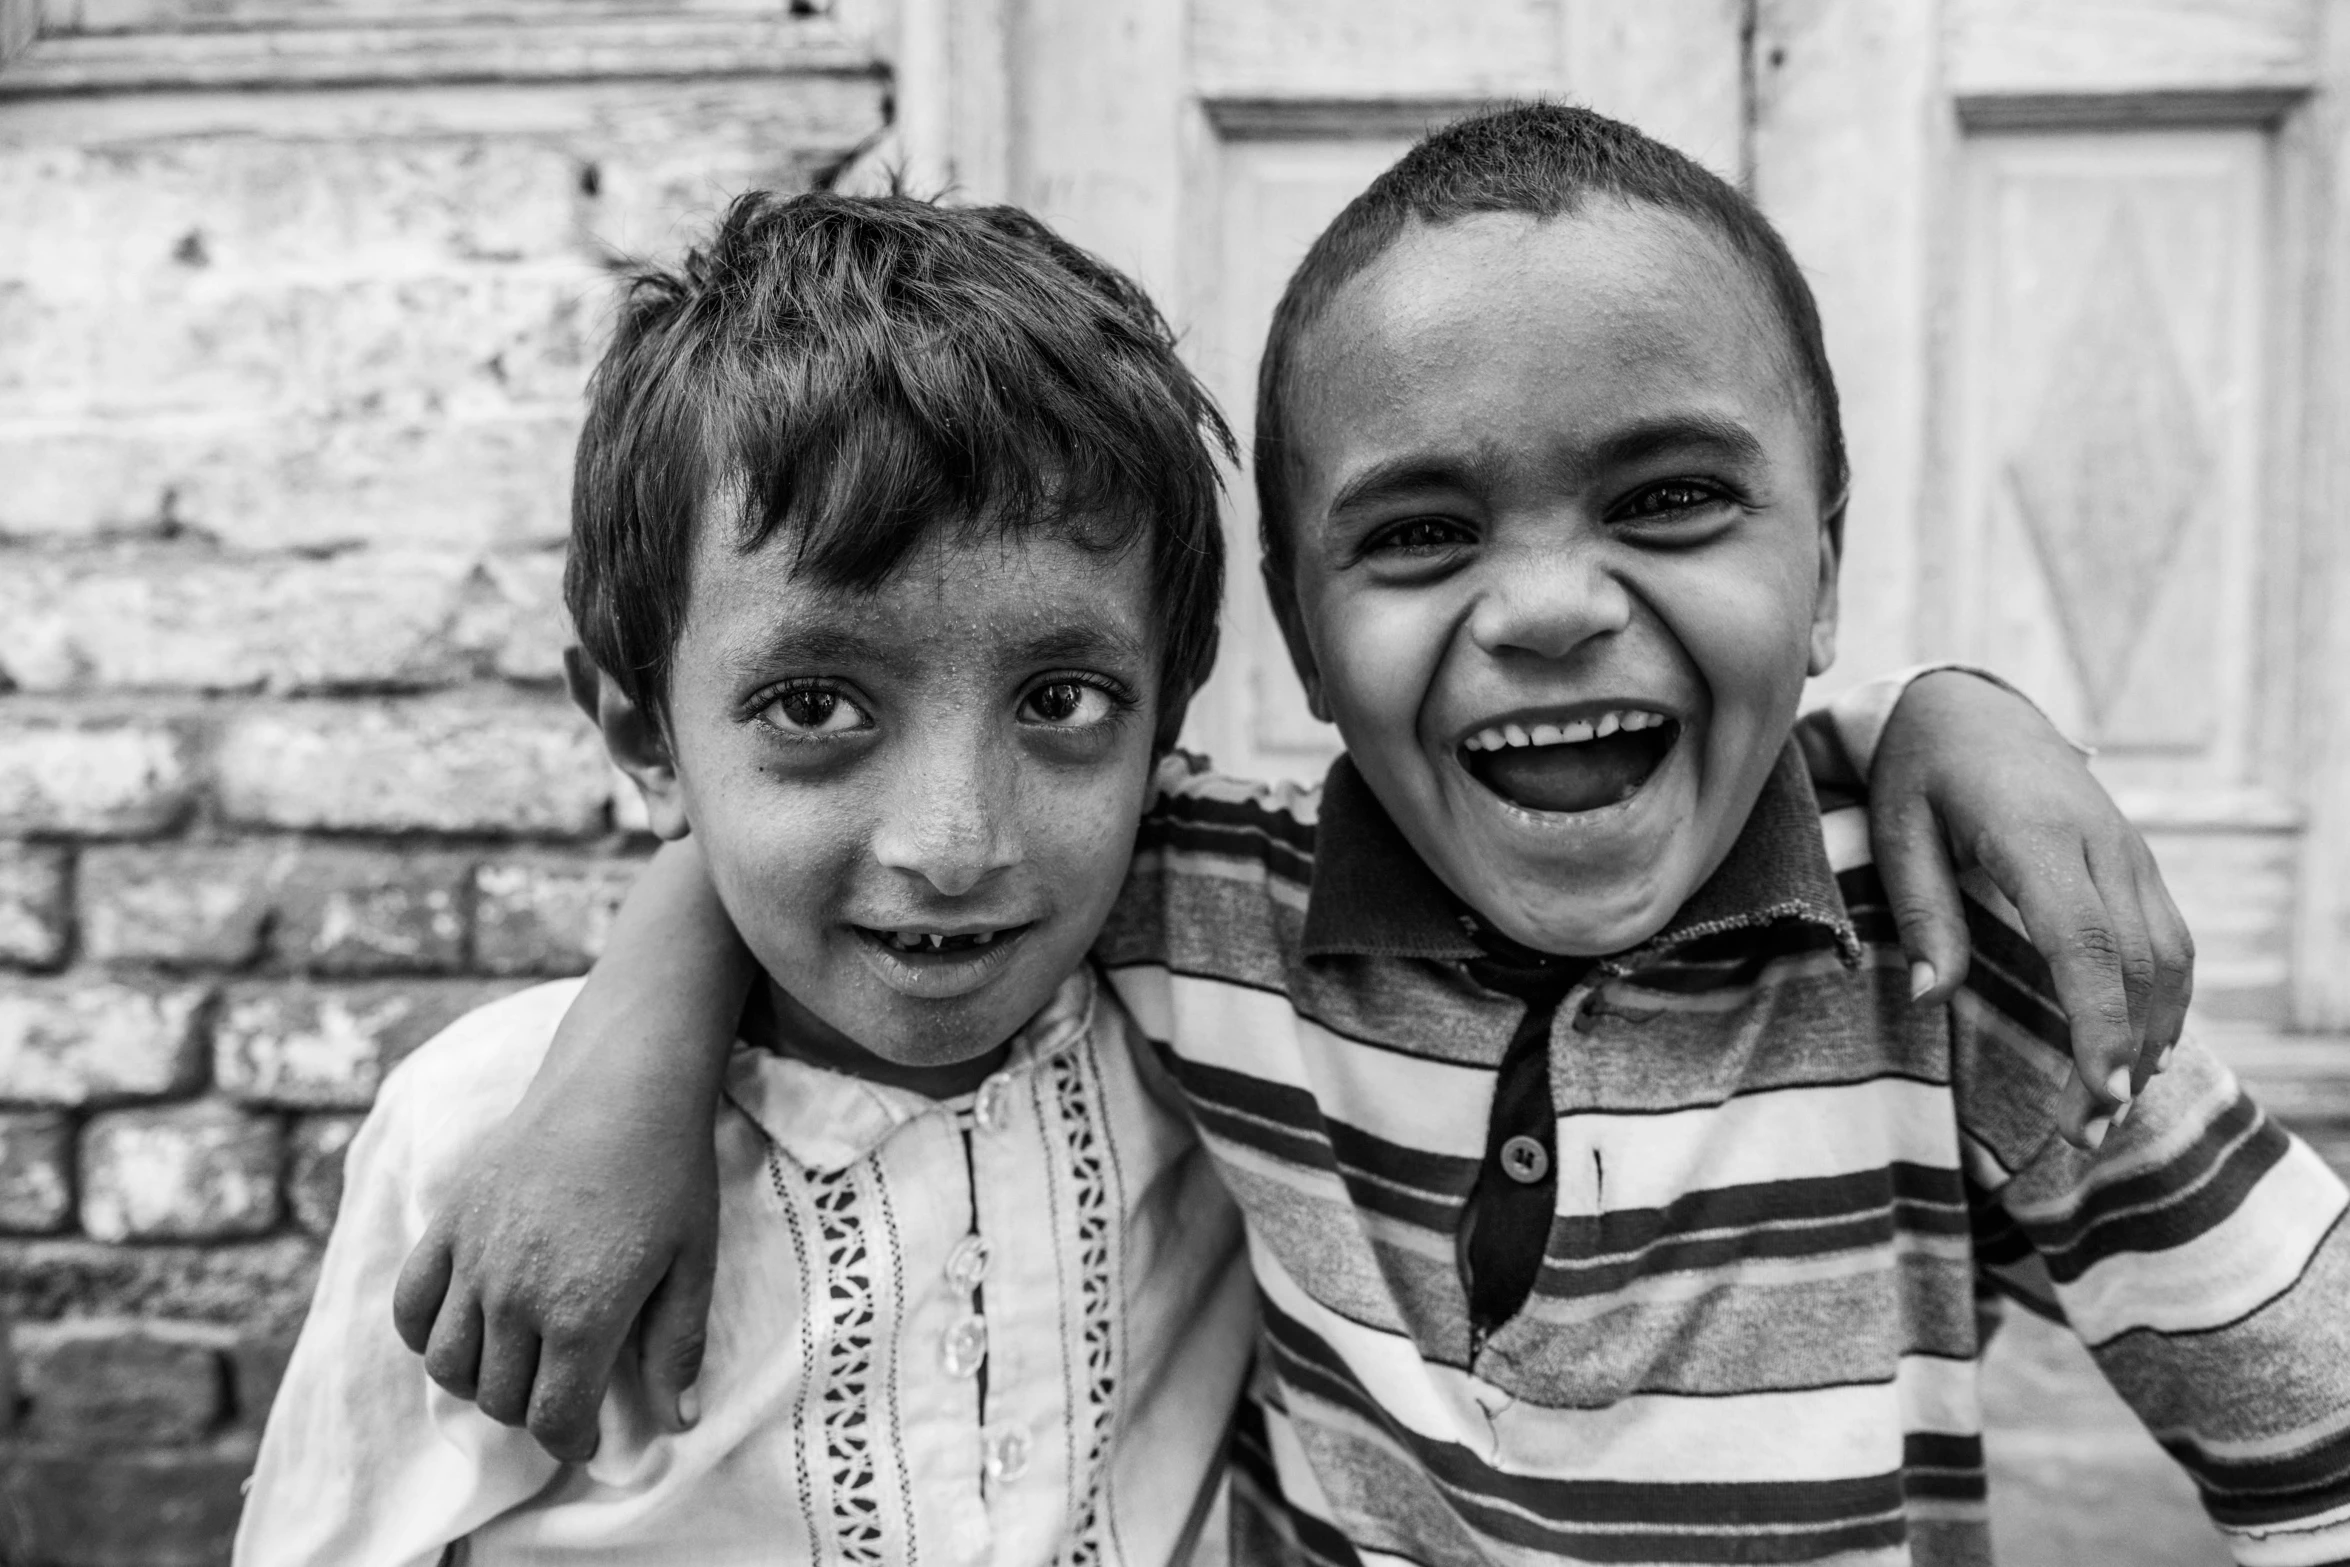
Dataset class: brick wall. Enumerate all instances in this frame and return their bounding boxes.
[0,18,887,1561]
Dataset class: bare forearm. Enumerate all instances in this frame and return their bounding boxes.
[536,837,753,1103]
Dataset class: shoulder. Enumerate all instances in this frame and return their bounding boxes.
[1137,754,1320,880]
[364,978,585,1186]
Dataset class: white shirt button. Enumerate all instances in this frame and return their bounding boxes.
[941,1311,989,1378]
[945,1234,991,1294]
[974,1077,1015,1133]
[982,1421,1032,1483]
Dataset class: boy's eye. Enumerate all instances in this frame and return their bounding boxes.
[1366,516,1474,555]
[1614,480,1727,522]
[1020,678,1118,727]
[757,683,872,737]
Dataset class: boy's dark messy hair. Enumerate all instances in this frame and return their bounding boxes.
[1255,102,1846,602]
[567,191,1233,751]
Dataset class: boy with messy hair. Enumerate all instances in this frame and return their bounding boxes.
[237,192,1256,1563]
[389,109,2344,1563]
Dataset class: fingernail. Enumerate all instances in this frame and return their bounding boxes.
[1908,961,1936,1002]
[2103,1066,2133,1105]
[677,1385,700,1428]
[2083,1116,2110,1151]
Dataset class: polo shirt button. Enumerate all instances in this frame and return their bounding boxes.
[974,1078,1014,1133]
[1500,1134,1550,1184]
[982,1421,1032,1483]
[942,1312,988,1377]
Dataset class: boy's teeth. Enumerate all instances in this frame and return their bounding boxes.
[1465,710,1667,751]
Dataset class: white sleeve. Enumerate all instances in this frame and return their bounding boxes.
[231,1062,563,1567]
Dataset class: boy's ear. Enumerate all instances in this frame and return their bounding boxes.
[1808,492,1847,679]
[1262,561,1332,723]
[564,646,691,841]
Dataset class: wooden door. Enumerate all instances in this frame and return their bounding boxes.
[1748,1,2350,1047]
[932,0,2350,1050]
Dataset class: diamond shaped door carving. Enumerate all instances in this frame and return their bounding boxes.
[2006,206,2213,722]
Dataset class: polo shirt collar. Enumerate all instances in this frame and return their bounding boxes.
[1299,742,1861,968]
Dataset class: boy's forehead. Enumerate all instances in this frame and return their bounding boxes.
[1285,208,1800,491]
[681,515,1159,665]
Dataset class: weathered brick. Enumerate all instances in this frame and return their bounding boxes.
[215,696,611,835]
[3,271,594,421]
[229,1328,298,1429]
[77,842,284,968]
[215,978,522,1108]
[273,845,471,975]
[0,544,575,696]
[0,407,580,551]
[0,136,585,282]
[473,853,644,975]
[0,714,196,837]
[286,1113,362,1236]
[0,1237,318,1333]
[0,842,70,967]
[0,980,207,1106]
[79,1102,281,1241]
[0,1110,74,1233]
[2,1446,253,1567]
[81,841,472,974]
[13,1318,232,1447]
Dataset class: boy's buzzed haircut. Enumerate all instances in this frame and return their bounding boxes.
[568,191,1234,750]
[1254,101,1848,600]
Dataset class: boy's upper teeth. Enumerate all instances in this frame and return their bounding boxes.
[885,928,1004,951]
[1464,709,1667,751]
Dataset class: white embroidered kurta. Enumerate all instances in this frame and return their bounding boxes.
[235,968,1255,1567]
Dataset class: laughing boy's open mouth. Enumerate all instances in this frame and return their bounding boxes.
[1459,708,1681,814]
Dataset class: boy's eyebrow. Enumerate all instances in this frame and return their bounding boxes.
[1325,456,1481,521]
[1017,624,1150,668]
[1588,412,1770,471]
[725,624,898,674]
[1322,413,1769,522]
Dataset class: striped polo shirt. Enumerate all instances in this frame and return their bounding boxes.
[1094,743,2350,1567]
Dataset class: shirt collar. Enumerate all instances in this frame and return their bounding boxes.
[1299,742,1860,969]
[722,965,1097,1174]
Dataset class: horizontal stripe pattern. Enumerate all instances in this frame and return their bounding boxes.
[1103,763,2350,1564]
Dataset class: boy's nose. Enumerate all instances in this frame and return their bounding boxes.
[869,730,1022,897]
[1466,541,1635,662]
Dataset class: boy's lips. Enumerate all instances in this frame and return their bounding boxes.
[1456,705,1682,814]
[849,921,1036,1000]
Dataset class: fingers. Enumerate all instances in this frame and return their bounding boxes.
[2129,841,2195,1087]
[523,1326,613,1464]
[2056,1066,2107,1152]
[392,1228,455,1357]
[1870,793,1971,1004]
[422,1288,486,1401]
[2081,838,2159,1084]
[1976,833,2138,1144]
[638,1240,717,1434]
[475,1315,543,1430]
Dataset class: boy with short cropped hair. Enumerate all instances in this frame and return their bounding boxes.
[381,109,2338,1565]
[235,191,1259,1564]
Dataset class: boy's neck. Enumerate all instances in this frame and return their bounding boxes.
[741,979,1013,1101]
